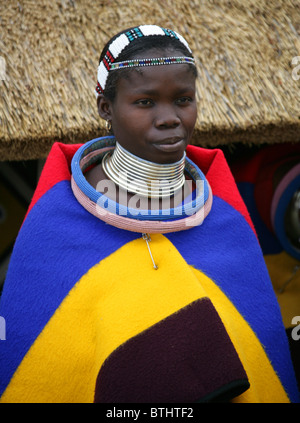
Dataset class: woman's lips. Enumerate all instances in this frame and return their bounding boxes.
[152,138,185,152]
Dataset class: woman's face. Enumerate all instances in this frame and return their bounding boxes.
[98,50,198,164]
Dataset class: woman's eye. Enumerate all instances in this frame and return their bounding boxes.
[176,97,193,105]
[136,99,153,106]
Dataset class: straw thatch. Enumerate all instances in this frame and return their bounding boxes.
[0,0,300,161]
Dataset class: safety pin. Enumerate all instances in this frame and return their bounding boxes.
[142,233,158,270]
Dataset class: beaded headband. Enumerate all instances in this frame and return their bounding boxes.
[95,25,194,97]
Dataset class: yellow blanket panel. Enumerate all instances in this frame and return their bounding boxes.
[1,235,289,403]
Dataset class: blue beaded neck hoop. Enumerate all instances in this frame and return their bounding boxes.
[71,137,211,229]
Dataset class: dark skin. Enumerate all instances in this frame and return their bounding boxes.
[85,48,197,209]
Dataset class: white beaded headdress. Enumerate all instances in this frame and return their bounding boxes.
[95,25,195,98]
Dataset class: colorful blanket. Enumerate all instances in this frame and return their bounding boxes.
[0,140,298,403]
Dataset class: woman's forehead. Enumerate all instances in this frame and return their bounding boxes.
[116,64,196,95]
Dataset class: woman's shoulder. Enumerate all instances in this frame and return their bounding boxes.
[186,144,255,234]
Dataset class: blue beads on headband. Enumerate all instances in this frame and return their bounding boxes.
[125,27,144,41]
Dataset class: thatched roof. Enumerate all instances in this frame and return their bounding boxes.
[1,0,300,161]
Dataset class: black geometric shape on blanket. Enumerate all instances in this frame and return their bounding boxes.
[94,297,249,403]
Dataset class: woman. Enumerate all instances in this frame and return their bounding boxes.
[0,25,298,403]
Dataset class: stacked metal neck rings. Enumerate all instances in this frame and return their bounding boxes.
[101,142,186,198]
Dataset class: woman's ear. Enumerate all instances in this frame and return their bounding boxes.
[97,95,113,121]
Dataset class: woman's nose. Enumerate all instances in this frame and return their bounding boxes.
[155,105,180,128]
